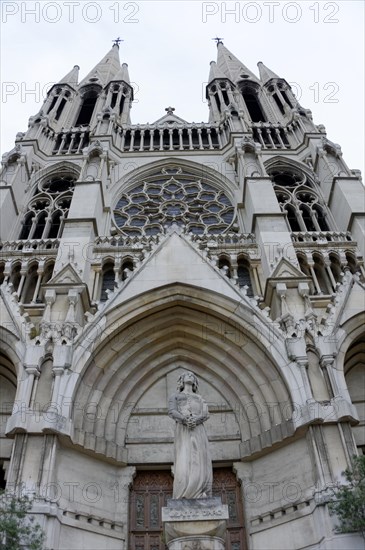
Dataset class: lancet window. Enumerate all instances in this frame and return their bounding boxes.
[296,251,362,295]
[75,89,99,126]
[4,260,55,303]
[239,82,266,122]
[113,167,235,237]
[47,87,70,121]
[107,84,129,115]
[217,254,256,297]
[100,262,116,302]
[19,174,75,240]
[267,82,293,117]
[98,259,135,301]
[269,168,330,233]
[237,257,254,297]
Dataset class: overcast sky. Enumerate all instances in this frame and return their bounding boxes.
[1,1,364,176]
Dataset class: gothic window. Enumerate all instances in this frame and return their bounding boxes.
[54,97,67,121]
[113,167,235,237]
[8,261,55,304]
[242,91,266,122]
[313,204,329,231]
[237,258,254,296]
[269,168,330,232]
[345,252,362,276]
[19,174,75,240]
[119,93,125,116]
[48,211,62,238]
[281,90,293,108]
[19,212,34,240]
[32,211,47,239]
[47,94,58,114]
[298,255,311,278]
[42,262,55,285]
[106,84,129,116]
[273,93,285,115]
[218,256,232,278]
[22,264,39,303]
[239,82,266,122]
[10,263,21,292]
[220,83,230,106]
[297,253,334,295]
[211,85,221,112]
[75,90,98,126]
[100,262,115,301]
[121,259,134,281]
[110,86,119,109]
[329,253,342,285]
[47,88,70,121]
[313,254,331,294]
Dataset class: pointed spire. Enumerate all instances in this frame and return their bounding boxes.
[257,61,281,84]
[207,60,230,84]
[78,44,121,88]
[111,62,130,84]
[58,65,79,88]
[216,43,260,84]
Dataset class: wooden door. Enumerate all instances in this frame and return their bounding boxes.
[129,468,247,550]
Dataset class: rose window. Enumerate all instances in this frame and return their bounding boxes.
[113,168,235,237]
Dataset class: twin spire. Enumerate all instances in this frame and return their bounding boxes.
[208,41,282,85]
[56,40,281,100]
[56,42,130,90]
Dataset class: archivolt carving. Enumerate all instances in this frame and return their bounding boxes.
[69,290,298,462]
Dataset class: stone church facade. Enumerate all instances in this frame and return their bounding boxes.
[0,41,364,549]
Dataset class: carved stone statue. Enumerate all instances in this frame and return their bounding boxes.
[168,370,213,499]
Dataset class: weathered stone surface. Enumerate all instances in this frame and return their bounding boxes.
[162,497,228,546]
[162,497,229,522]
[167,535,225,550]
[1,37,364,550]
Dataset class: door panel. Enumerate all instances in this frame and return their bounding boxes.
[129,468,247,550]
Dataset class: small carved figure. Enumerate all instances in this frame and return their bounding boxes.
[168,370,213,499]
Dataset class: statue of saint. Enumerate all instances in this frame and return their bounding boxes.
[168,370,213,499]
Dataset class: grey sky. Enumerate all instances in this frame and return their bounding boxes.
[1,0,364,176]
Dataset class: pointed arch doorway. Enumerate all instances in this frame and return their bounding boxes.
[129,467,247,549]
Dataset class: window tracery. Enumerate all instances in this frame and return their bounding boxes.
[269,168,330,233]
[113,168,235,237]
[19,174,75,240]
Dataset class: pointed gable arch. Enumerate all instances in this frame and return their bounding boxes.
[64,283,306,464]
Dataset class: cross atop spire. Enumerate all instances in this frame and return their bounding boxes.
[112,37,123,47]
[212,37,224,46]
[165,106,175,115]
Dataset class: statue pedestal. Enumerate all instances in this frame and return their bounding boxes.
[162,497,229,550]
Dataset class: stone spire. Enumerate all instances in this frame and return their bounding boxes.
[78,44,121,88]
[111,62,131,84]
[216,42,260,84]
[207,60,231,84]
[257,61,281,84]
[58,65,80,89]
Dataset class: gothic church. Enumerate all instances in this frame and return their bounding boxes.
[0,41,364,549]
